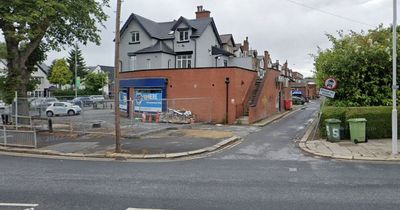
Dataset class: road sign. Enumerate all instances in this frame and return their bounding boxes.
[324,77,338,90]
[319,88,335,98]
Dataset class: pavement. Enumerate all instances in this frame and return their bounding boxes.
[299,115,400,161]
[0,108,298,160]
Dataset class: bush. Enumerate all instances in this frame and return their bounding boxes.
[320,106,396,139]
[51,89,102,99]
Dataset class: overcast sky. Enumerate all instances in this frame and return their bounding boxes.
[45,0,392,77]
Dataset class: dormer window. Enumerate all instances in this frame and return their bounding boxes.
[130,31,140,43]
[178,30,189,42]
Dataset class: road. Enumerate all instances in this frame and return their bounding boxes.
[1,101,400,210]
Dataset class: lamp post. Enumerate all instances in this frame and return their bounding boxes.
[114,0,122,153]
[393,0,398,156]
[74,41,78,98]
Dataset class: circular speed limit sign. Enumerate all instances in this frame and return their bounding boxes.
[324,77,338,90]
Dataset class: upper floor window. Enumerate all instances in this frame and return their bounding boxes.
[129,56,136,70]
[146,59,151,69]
[130,31,140,43]
[179,30,189,42]
[177,55,192,68]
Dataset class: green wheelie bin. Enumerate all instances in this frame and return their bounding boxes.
[325,119,341,142]
[347,118,367,144]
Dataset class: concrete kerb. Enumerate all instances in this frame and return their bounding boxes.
[0,135,241,160]
[298,113,400,162]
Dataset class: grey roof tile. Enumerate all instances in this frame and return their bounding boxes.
[132,41,175,55]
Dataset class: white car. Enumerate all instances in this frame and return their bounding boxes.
[45,102,81,117]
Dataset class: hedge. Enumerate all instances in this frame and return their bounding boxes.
[319,106,396,139]
[52,89,102,99]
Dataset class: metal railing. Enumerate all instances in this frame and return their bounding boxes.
[1,125,37,148]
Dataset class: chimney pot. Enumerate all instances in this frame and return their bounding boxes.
[195,5,211,19]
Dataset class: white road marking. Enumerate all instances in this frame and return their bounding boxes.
[289,168,297,172]
[0,203,39,208]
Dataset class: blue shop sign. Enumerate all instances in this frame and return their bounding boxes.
[134,89,162,112]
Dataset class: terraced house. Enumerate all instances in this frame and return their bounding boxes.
[118,6,293,124]
[119,6,252,71]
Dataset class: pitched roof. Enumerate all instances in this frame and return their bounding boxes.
[120,13,176,40]
[130,40,175,55]
[211,46,234,57]
[234,43,242,52]
[37,63,50,75]
[88,65,115,80]
[220,34,235,45]
[0,59,49,75]
[120,13,222,44]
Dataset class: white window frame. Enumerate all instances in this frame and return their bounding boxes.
[179,30,189,42]
[129,56,136,70]
[176,55,192,68]
[131,31,140,43]
[146,59,151,69]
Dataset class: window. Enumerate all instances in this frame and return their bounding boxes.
[130,31,140,43]
[176,55,192,68]
[146,59,151,69]
[179,30,189,42]
[224,60,228,67]
[129,56,136,70]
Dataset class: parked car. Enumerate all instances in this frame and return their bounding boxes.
[89,95,105,103]
[45,102,81,117]
[70,97,93,107]
[30,97,59,110]
[292,96,305,105]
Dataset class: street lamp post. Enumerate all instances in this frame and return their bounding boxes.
[74,42,78,98]
[392,0,398,156]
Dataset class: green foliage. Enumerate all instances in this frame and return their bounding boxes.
[320,106,396,139]
[49,59,73,87]
[0,42,6,59]
[314,26,396,106]
[67,45,88,82]
[0,0,109,104]
[52,89,101,98]
[84,72,108,92]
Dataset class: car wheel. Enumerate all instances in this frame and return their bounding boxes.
[46,111,54,117]
[68,110,75,116]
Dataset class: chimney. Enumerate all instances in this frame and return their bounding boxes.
[242,37,249,53]
[264,51,270,69]
[196,5,211,19]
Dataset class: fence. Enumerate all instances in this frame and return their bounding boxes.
[0,125,37,148]
[122,97,213,124]
[6,95,213,137]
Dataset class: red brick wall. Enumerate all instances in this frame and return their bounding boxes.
[248,69,281,123]
[119,67,257,124]
[307,84,317,99]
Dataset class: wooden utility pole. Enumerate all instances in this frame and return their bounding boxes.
[114,0,122,152]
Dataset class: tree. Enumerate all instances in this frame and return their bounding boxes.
[84,72,108,92]
[314,26,396,106]
[0,42,6,59]
[0,0,109,117]
[67,45,88,86]
[1,42,45,103]
[49,59,73,88]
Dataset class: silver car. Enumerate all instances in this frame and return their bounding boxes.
[45,102,81,117]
